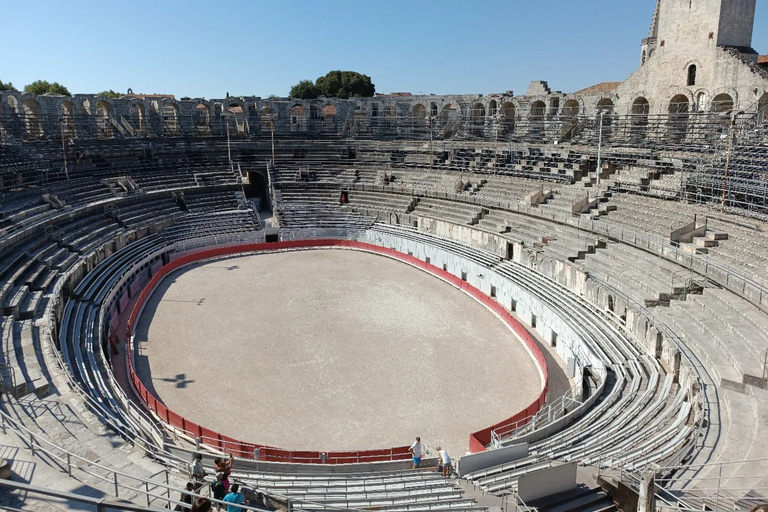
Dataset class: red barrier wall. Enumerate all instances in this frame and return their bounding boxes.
[125,239,548,462]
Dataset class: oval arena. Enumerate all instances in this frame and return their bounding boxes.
[1,1,768,511]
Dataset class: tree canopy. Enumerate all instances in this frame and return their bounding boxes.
[24,80,71,96]
[98,90,122,99]
[0,79,15,91]
[289,80,321,100]
[288,71,375,100]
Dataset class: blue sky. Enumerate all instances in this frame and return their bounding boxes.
[1,0,766,99]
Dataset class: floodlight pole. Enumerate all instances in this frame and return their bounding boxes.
[720,110,742,210]
[225,114,232,169]
[429,117,434,172]
[596,110,606,187]
[60,116,70,181]
[270,122,276,164]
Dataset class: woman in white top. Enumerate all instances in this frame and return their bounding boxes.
[437,446,452,477]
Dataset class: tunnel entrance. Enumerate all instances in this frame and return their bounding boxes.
[245,171,270,212]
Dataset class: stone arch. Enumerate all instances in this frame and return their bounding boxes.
[261,106,274,129]
[710,93,734,113]
[440,103,457,120]
[290,104,306,131]
[530,100,546,118]
[162,101,179,135]
[632,97,650,115]
[687,64,697,86]
[529,100,546,136]
[195,103,211,135]
[500,102,516,134]
[95,100,115,138]
[226,102,246,135]
[470,102,486,122]
[668,94,690,141]
[430,102,438,117]
[412,103,427,119]
[488,99,498,116]
[321,104,338,132]
[562,99,581,118]
[758,93,768,124]
[597,98,614,112]
[60,100,76,138]
[22,97,43,139]
[630,97,650,139]
[130,102,146,135]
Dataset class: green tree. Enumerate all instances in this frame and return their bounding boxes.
[24,80,71,96]
[98,89,122,99]
[289,79,321,100]
[0,79,15,91]
[315,71,374,99]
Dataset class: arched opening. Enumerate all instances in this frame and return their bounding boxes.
[411,104,427,136]
[352,106,369,134]
[759,93,768,124]
[470,102,486,136]
[470,102,486,124]
[412,104,427,119]
[95,101,115,138]
[607,295,614,313]
[631,97,650,139]
[440,103,457,120]
[261,106,274,130]
[162,102,179,135]
[668,94,690,141]
[309,104,318,120]
[562,99,580,118]
[227,103,246,135]
[60,101,76,139]
[488,100,498,116]
[130,103,146,135]
[430,102,438,117]
[711,93,734,113]
[529,100,546,136]
[321,104,337,132]
[82,99,91,116]
[22,98,43,139]
[501,102,516,135]
[687,65,697,86]
[695,92,707,112]
[195,104,211,135]
[597,98,615,136]
[245,171,270,213]
[290,104,306,131]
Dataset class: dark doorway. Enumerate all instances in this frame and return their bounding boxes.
[245,171,270,211]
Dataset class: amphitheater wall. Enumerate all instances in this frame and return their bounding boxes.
[371,230,602,383]
[417,218,509,258]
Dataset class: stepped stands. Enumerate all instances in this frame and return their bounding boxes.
[412,197,485,225]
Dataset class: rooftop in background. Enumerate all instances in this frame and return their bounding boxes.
[125,94,176,100]
[572,82,623,96]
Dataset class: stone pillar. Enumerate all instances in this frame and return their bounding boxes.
[637,464,660,512]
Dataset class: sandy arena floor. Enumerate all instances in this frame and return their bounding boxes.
[134,248,544,455]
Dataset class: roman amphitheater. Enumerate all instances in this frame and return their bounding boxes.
[1,1,767,511]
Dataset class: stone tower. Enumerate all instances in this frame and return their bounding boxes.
[617,0,767,115]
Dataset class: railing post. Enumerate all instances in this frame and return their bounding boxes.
[67,453,71,477]
[145,481,151,507]
[114,472,119,497]
[29,433,35,455]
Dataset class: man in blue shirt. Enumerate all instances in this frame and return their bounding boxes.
[222,484,246,512]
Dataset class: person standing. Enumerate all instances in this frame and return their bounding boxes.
[174,482,195,511]
[191,454,206,490]
[437,446,452,477]
[409,436,423,469]
[222,484,247,512]
[211,473,227,503]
